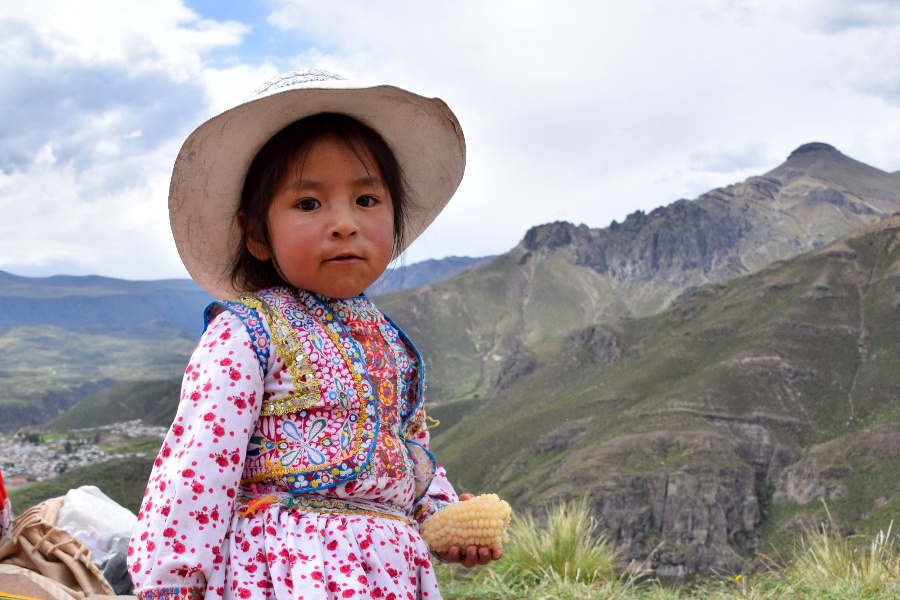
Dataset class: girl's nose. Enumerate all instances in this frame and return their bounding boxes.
[330,203,359,238]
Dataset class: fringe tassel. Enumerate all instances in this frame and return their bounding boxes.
[237,481,277,517]
[238,496,278,517]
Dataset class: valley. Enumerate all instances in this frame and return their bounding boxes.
[3,142,900,574]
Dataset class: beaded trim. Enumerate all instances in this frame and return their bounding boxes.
[240,292,321,416]
[235,495,414,525]
[137,586,203,600]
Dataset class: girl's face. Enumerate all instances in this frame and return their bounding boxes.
[246,135,395,298]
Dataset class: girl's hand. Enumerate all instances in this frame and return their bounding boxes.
[435,494,504,568]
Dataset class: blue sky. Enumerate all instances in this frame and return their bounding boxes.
[2,0,900,282]
[183,0,304,67]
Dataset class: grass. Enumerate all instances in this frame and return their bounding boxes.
[777,513,900,598]
[497,497,618,585]
[437,499,900,599]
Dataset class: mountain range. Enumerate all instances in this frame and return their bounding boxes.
[429,214,900,573]
[4,142,900,574]
[378,142,900,404]
[0,258,487,430]
[375,142,900,572]
[368,256,494,295]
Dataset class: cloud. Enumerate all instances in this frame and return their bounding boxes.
[689,143,775,174]
[0,23,206,180]
[3,0,900,278]
[0,3,245,180]
[786,0,900,34]
[0,154,181,278]
[0,1,274,278]
[264,0,900,263]
[767,0,900,107]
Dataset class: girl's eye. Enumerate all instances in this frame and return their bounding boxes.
[356,195,378,208]
[298,198,320,211]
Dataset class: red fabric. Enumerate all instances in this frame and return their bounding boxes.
[0,467,8,505]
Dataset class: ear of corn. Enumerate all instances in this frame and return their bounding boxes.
[420,493,513,553]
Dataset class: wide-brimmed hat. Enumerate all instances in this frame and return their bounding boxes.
[169,69,466,300]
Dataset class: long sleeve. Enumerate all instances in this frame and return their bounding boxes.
[415,463,458,525]
[128,312,263,599]
[408,410,458,525]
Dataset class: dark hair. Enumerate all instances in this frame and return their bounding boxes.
[231,113,411,293]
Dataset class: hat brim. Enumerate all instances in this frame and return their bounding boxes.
[169,83,465,300]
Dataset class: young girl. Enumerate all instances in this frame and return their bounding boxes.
[128,70,498,600]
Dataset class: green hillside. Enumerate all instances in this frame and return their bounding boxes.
[0,253,492,431]
[379,143,900,407]
[378,250,630,402]
[0,324,194,431]
[43,379,182,432]
[368,256,494,294]
[429,215,900,573]
[0,271,212,334]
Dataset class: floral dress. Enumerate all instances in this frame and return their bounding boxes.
[128,290,457,600]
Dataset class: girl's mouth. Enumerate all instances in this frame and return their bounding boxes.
[326,255,362,263]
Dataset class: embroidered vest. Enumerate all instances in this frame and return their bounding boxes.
[203,287,436,502]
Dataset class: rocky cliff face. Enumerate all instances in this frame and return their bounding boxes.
[518,143,900,316]
[479,414,803,574]
[430,214,900,575]
[774,424,900,505]
[588,432,761,575]
[522,203,746,285]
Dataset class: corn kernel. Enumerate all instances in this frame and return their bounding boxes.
[420,494,512,553]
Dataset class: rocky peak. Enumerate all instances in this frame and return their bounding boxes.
[768,142,841,180]
[767,141,894,191]
[520,202,745,284]
[788,142,840,158]
[777,142,844,174]
[522,221,589,251]
[514,142,899,307]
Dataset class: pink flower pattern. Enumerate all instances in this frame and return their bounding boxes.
[129,296,457,600]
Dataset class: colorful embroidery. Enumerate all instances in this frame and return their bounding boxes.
[239,289,379,492]
[280,419,326,465]
[137,587,203,600]
[406,437,438,503]
[328,296,409,479]
[380,311,428,430]
[235,495,414,525]
[320,294,438,502]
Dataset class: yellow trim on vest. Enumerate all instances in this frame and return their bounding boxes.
[240,292,321,416]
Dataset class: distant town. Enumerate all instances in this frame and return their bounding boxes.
[1,420,166,486]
